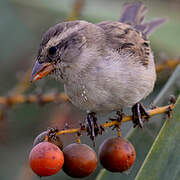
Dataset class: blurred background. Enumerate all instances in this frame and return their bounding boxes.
[0,0,180,180]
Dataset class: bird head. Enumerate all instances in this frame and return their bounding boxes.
[31,21,87,82]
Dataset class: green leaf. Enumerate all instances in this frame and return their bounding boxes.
[135,95,180,180]
[96,64,180,180]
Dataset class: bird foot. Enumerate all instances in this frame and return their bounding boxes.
[47,127,59,140]
[132,103,150,128]
[85,112,100,146]
[110,110,124,122]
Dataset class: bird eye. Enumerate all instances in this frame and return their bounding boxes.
[48,46,57,56]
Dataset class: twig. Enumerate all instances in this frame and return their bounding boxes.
[155,59,179,73]
[67,0,85,21]
[0,93,69,106]
[55,104,174,136]
[0,65,33,120]
[12,69,32,95]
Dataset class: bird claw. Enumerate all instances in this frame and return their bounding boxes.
[109,110,124,122]
[47,127,59,140]
[132,103,150,128]
[85,112,100,146]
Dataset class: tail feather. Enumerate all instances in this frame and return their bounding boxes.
[143,18,168,36]
[119,2,147,25]
[119,2,167,37]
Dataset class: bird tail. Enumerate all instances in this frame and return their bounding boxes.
[119,2,167,37]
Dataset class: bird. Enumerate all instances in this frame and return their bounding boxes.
[31,2,166,141]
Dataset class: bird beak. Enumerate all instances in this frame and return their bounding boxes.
[30,60,55,82]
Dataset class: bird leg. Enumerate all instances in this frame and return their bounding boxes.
[85,112,100,145]
[132,103,150,128]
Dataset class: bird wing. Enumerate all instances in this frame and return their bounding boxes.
[119,2,167,37]
[97,21,150,67]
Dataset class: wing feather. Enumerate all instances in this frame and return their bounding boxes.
[97,21,151,67]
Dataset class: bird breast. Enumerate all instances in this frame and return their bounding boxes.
[63,49,156,112]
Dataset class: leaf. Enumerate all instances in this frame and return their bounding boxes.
[96,64,180,180]
[135,95,180,180]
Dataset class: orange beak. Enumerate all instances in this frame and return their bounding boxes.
[30,61,55,82]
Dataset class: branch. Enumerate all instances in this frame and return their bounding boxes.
[155,59,179,73]
[67,0,85,21]
[0,93,69,106]
[55,104,174,136]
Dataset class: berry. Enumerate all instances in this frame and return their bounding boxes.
[29,142,64,177]
[33,131,63,150]
[63,143,97,178]
[99,137,136,172]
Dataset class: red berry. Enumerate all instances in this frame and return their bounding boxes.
[99,137,136,172]
[63,143,97,178]
[29,142,64,177]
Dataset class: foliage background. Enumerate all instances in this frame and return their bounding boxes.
[0,0,180,180]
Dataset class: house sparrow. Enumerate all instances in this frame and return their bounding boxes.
[31,2,166,140]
